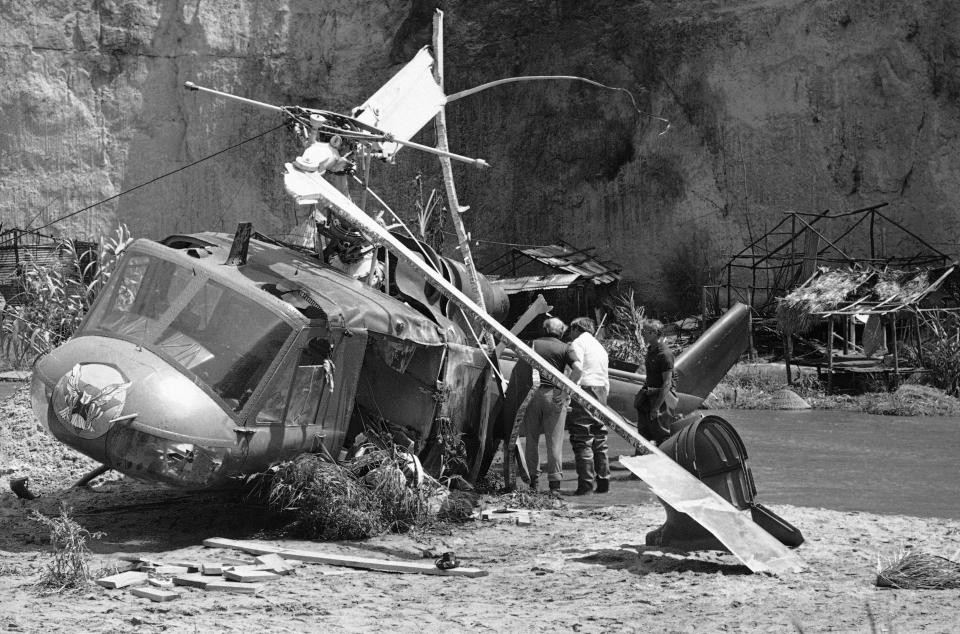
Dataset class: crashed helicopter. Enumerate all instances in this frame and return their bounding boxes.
[27,46,732,491]
[30,27,802,574]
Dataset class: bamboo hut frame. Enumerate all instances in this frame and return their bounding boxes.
[703,202,953,321]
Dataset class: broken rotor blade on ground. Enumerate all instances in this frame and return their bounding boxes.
[300,174,804,575]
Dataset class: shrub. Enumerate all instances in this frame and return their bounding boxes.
[30,503,104,591]
[266,446,467,540]
[600,287,647,365]
[0,226,132,367]
[919,312,960,397]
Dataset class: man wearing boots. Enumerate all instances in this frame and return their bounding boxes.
[518,317,578,495]
[565,317,611,495]
[634,318,679,444]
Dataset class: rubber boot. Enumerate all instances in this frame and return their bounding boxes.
[548,480,561,497]
[572,481,593,496]
[10,476,37,500]
[595,477,610,494]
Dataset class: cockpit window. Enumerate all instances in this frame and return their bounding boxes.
[84,251,293,411]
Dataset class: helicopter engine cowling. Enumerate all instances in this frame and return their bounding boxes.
[387,233,509,327]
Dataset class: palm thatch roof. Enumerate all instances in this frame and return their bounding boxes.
[776,265,955,335]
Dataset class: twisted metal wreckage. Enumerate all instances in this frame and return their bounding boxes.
[30,14,803,574]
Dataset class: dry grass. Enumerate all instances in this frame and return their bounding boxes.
[876,549,960,590]
[777,268,871,335]
[873,269,930,302]
[714,364,960,416]
[267,454,385,540]
[267,449,475,540]
[30,503,104,591]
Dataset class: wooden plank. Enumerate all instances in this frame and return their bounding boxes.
[131,586,180,602]
[223,568,281,583]
[167,561,201,572]
[96,571,149,589]
[254,553,298,574]
[204,538,488,577]
[173,574,209,589]
[201,563,225,576]
[204,581,264,594]
[154,565,190,575]
[148,578,174,589]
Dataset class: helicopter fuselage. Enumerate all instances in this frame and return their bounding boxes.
[31,232,501,489]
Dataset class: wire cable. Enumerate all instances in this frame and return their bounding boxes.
[445,75,670,135]
[32,123,289,232]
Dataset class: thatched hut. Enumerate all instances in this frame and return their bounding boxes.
[775,265,956,390]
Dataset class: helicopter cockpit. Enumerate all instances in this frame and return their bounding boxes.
[81,249,294,413]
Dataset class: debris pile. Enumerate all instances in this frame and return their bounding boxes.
[265,450,475,540]
[95,535,490,602]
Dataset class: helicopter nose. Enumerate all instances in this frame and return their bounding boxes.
[32,337,240,487]
[49,363,131,439]
[32,354,131,464]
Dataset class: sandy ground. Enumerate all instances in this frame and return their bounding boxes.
[2,383,960,633]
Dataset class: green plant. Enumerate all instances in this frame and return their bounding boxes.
[410,173,445,252]
[600,287,647,365]
[0,225,132,367]
[267,443,458,539]
[918,311,960,397]
[30,503,104,591]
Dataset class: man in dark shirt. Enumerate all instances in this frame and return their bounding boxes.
[634,319,679,444]
[513,317,577,493]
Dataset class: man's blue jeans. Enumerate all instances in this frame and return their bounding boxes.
[566,385,610,487]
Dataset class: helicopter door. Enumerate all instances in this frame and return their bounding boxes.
[250,328,365,460]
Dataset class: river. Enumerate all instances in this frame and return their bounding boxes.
[594,409,960,520]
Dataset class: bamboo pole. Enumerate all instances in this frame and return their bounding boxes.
[432,11,487,315]
[827,317,834,393]
[784,332,793,385]
[914,311,925,367]
[891,317,900,389]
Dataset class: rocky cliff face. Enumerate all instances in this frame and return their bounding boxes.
[3,0,959,313]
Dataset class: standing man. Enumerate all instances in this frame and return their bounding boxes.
[634,318,679,444]
[566,317,611,495]
[517,317,577,494]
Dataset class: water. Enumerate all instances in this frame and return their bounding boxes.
[602,409,960,520]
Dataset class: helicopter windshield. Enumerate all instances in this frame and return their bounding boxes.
[83,252,293,411]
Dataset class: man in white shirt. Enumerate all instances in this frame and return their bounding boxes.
[566,317,611,495]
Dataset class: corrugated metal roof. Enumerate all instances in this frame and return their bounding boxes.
[493,273,583,294]
[518,242,621,284]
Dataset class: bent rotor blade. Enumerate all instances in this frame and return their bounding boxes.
[352,47,447,160]
[304,176,804,575]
